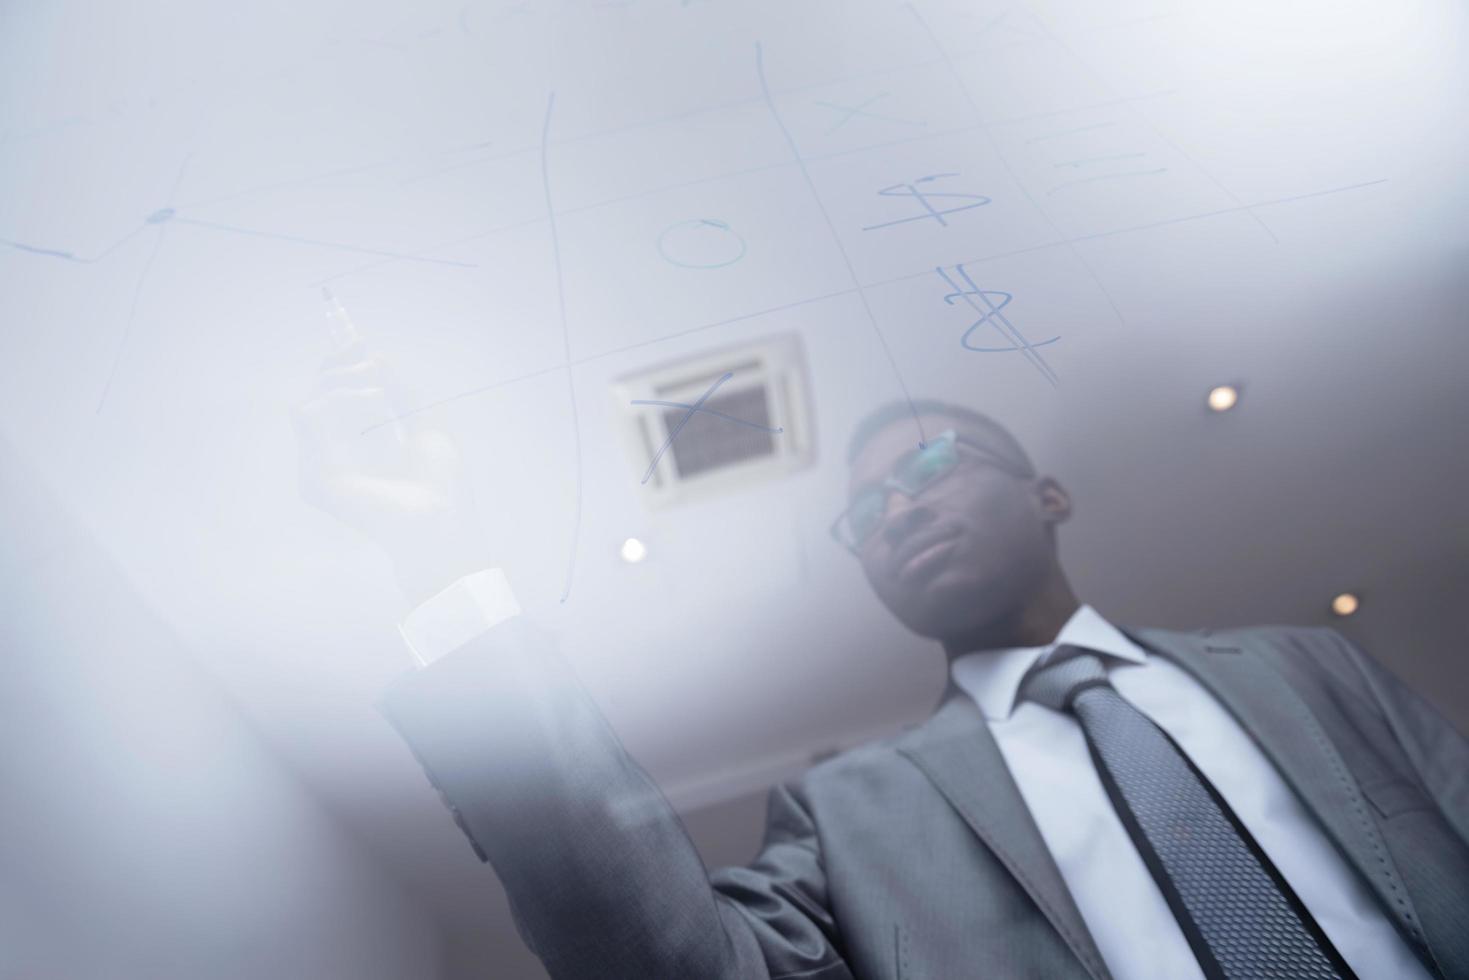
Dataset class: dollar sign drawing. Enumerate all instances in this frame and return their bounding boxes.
[936,264,1060,385]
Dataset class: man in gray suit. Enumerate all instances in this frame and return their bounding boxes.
[296,371,1469,978]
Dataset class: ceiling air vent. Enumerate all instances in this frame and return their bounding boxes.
[612,333,814,507]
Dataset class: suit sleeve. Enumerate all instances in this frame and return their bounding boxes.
[1325,628,1469,846]
[375,615,853,980]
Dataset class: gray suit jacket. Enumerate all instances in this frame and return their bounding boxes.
[377,620,1469,979]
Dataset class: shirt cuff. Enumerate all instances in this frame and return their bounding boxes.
[398,568,521,667]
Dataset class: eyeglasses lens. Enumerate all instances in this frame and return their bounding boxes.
[846,438,960,547]
[847,491,887,545]
[897,438,958,493]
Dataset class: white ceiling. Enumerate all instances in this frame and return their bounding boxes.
[3,0,1466,975]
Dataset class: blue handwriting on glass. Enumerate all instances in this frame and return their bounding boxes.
[656,218,748,269]
[1025,121,1167,197]
[813,92,924,133]
[936,263,1059,385]
[861,174,990,231]
[631,372,783,484]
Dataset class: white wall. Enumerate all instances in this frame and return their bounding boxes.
[0,435,445,980]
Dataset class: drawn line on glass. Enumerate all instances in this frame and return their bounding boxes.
[1101,12,1175,31]
[905,1,1130,331]
[361,288,854,431]
[398,142,539,186]
[172,160,399,211]
[2,224,147,264]
[808,125,984,164]
[987,92,1176,129]
[540,92,583,604]
[361,179,1385,430]
[1030,178,1387,249]
[94,228,167,414]
[656,218,748,268]
[175,134,497,211]
[974,7,1045,42]
[861,173,991,231]
[95,153,195,415]
[1047,167,1169,195]
[755,41,927,448]
[306,215,546,288]
[313,111,1150,287]
[633,398,785,433]
[1021,8,1278,243]
[814,93,925,132]
[447,139,496,154]
[7,53,1165,223]
[169,217,477,267]
[544,130,1006,226]
[937,264,1059,386]
[3,148,491,294]
[594,104,1125,178]
[632,372,783,484]
[1026,121,1119,144]
[390,86,809,188]
[179,64,1155,219]
[808,102,1141,163]
[2,239,82,261]
[562,161,788,218]
[1054,152,1147,168]
[174,160,407,211]
[377,57,967,213]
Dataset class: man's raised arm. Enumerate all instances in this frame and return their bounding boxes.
[290,318,852,979]
[375,614,850,979]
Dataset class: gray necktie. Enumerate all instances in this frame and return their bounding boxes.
[1021,645,1351,980]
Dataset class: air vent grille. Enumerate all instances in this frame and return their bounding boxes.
[665,386,776,479]
[613,333,814,507]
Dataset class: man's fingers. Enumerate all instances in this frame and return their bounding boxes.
[290,402,330,503]
[294,386,399,441]
[314,355,391,394]
[298,385,390,413]
[319,337,369,372]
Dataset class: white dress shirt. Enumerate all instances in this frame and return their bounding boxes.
[398,568,522,666]
[950,604,1428,980]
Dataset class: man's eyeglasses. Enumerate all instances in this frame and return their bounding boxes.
[830,429,1035,554]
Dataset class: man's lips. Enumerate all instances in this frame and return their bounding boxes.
[893,530,961,582]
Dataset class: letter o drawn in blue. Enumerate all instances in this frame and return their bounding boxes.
[656,218,748,269]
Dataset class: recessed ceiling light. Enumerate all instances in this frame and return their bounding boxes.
[1330,592,1360,617]
[620,537,648,564]
[1207,384,1240,412]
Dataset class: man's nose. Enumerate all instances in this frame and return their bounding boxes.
[882,496,934,545]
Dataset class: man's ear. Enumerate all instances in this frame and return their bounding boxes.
[1033,476,1072,526]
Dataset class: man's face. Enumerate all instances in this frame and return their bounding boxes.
[846,414,1061,639]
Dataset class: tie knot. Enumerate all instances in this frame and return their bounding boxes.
[1021,645,1111,712]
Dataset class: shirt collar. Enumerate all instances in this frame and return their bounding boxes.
[949,604,1147,721]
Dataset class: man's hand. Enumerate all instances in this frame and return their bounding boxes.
[291,336,492,605]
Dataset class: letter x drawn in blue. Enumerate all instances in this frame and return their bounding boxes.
[631,372,784,484]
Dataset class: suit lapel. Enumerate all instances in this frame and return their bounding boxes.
[1122,625,1425,954]
[900,625,1431,978]
[897,695,1113,980]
